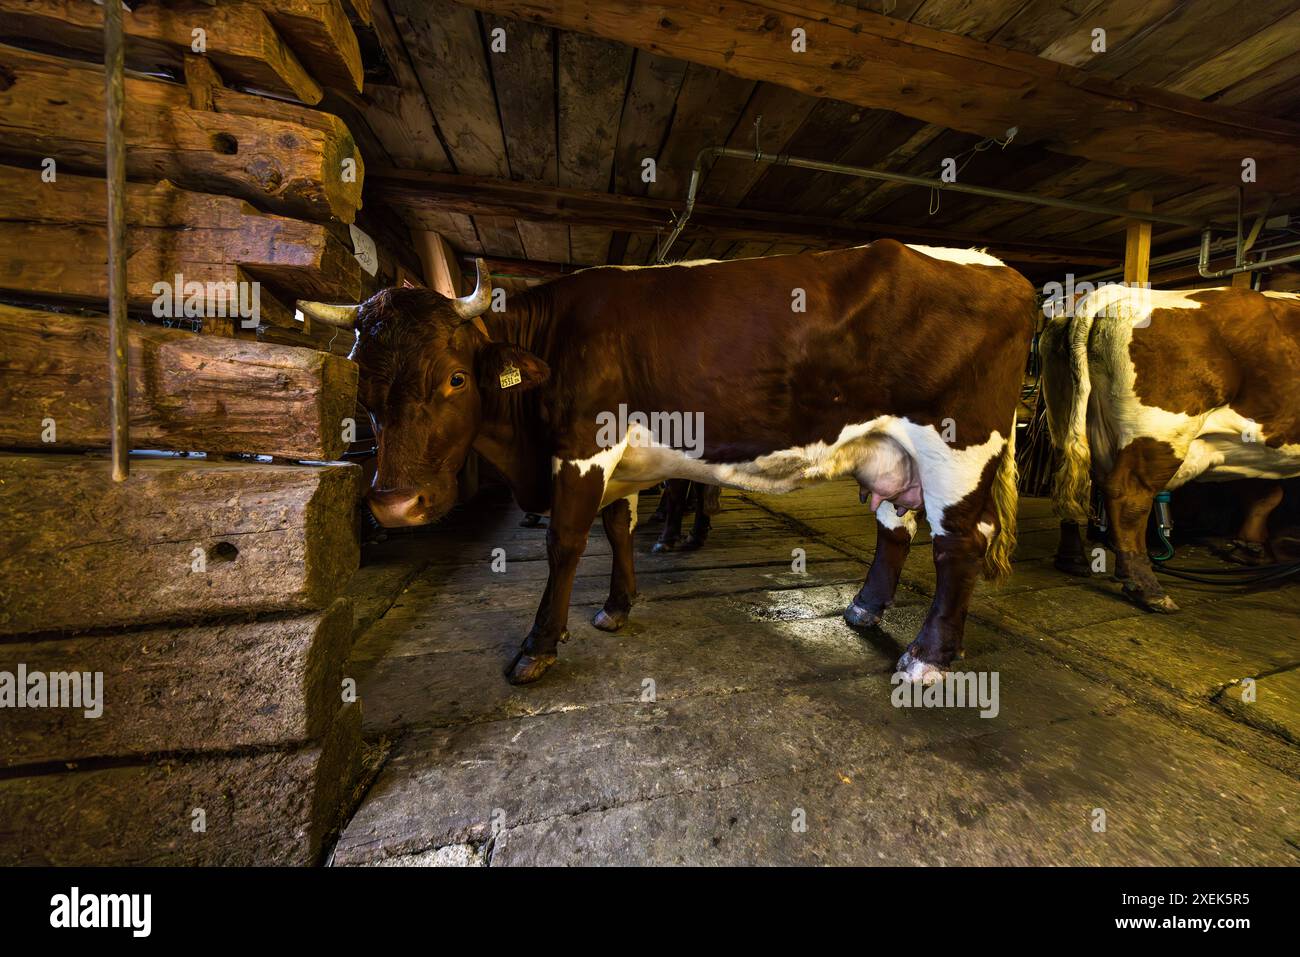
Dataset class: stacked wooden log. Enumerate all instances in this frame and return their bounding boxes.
[0,1,385,865]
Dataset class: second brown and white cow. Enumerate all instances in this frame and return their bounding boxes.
[1041,285,1300,609]
[301,240,1035,685]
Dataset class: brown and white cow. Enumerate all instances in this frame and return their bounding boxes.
[300,240,1035,685]
[1041,285,1300,609]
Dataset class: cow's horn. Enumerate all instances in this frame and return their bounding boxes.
[452,258,493,321]
[297,301,360,329]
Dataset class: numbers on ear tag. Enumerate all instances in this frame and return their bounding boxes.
[499,364,522,389]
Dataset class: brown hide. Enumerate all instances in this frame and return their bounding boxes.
[483,239,1037,467]
[1130,289,1300,448]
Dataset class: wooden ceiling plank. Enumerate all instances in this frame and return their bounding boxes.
[343,0,453,170]
[391,0,509,178]
[649,63,757,201]
[908,0,1031,43]
[1089,0,1300,89]
[697,83,820,207]
[844,129,982,220]
[1215,49,1300,110]
[453,0,1300,194]
[613,51,690,196]
[803,114,936,218]
[987,0,1098,56]
[558,31,634,265]
[1164,9,1300,100]
[474,214,528,258]
[1034,0,1178,68]
[741,98,878,210]
[516,220,572,264]
[409,209,484,254]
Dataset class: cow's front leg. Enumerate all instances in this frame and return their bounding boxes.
[652,479,689,553]
[594,494,638,631]
[505,462,606,685]
[1053,520,1091,576]
[897,525,984,683]
[846,505,915,628]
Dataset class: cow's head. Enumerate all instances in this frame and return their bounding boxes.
[298,260,549,527]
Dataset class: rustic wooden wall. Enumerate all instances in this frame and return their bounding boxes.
[0,0,385,865]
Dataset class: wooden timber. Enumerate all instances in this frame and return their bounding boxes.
[0,454,361,635]
[0,599,355,767]
[0,43,363,222]
[0,703,364,865]
[0,303,356,460]
[0,0,322,103]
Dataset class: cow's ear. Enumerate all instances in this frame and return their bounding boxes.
[479,342,550,392]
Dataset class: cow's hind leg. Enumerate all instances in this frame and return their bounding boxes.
[1226,479,1283,565]
[505,461,606,684]
[1102,438,1182,613]
[594,494,638,631]
[898,523,986,683]
[846,504,915,629]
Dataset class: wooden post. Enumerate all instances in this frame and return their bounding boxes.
[104,0,129,481]
[414,229,465,296]
[1124,191,1153,287]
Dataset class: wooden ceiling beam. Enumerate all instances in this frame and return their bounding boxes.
[452,0,1300,196]
[369,166,1118,264]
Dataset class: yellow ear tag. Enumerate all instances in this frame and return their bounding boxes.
[499,364,522,389]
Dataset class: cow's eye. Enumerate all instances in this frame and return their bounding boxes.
[449,371,467,389]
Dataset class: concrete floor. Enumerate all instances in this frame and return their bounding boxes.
[332,482,1300,866]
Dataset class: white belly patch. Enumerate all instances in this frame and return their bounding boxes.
[1171,407,1300,486]
[555,417,1006,536]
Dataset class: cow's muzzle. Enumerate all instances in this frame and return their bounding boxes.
[367,485,448,527]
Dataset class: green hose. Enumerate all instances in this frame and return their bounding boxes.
[1151,490,1175,562]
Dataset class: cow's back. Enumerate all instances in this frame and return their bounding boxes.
[539,240,1036,461]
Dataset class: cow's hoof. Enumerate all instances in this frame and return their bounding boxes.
[896,651,944,685]
[592,607,627,632]
[651,540,676,554]
[1143,593,1180,614]
[1212,539,1268,566]
[679,534,707,551]
[504,651,557,685]
[1053,555,1092,577]
[1122,585,1179,614]
[844,601,883,630]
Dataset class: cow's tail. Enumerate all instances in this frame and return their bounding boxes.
[983,413,1019,584]
[1052,307,1096,525]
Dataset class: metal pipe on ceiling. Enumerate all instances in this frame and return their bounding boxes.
[1197,228,1300,279]
[105,0,130,482]
[1081,236,1300,285]
[656,145,1211,263]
